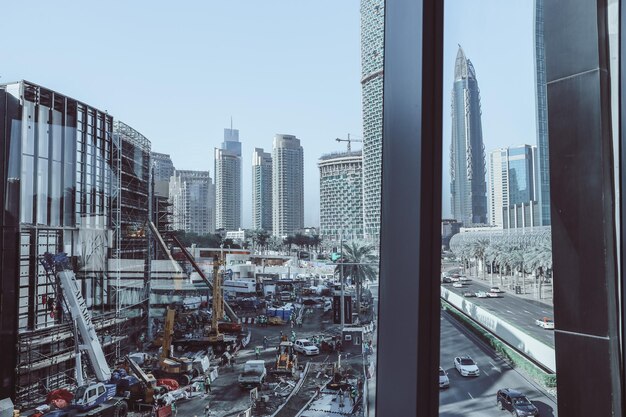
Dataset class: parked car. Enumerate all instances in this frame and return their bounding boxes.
[496,388,539,416]
[463,291,476,298]
[438,367,450,389]
[489,286,503,293]
[476,291,488,298]
[454,356,480,377]
[294,339,320,356]
[535,317,555,329]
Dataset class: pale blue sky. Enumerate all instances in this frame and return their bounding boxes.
[2,1,535,226]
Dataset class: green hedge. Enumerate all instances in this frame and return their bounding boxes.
[442,301,557,388]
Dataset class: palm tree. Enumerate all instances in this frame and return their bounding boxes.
[335,241,378,315]
[525,237,553,299]
[471,238,490,280]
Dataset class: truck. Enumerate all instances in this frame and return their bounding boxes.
[39,253,133,417]
[238,360,267,388]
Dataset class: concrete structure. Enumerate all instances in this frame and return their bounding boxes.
[318,150,363,240]
[503,201,540,230]
[450,46,488,226]
[361,0,385,240]
[534,0,551,226]
[441,219,461,250]
[225,228,246,242]
[170,170,215,234]
[272,134,304,237]
[489,145,536,227]
[252,147,272,231]
[0,81,149,407]
[215,127,242,230]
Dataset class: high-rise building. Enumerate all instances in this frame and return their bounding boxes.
[450,46,488,226]
[318,150,363,240]
[215,127,242,230]
[534,0,551,226]
[151,152,175,183]
[252,148,272,231]
[272,134,304,237]
[0,81,148,406]
[170,170,215,234]
[361,0,385,241]
[489,145,536,227]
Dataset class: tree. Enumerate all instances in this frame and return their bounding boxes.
[471,238,490,280]
[334,241,378,315]
[310,234,322,254]
[283,235,295,254]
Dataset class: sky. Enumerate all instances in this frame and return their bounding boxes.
[1,1,536,226]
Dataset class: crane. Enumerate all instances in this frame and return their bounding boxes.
[335,134,362,152]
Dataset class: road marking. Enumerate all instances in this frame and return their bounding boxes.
[524,310,531,314]
[481,368,488,376]
[506,310,513,314]
[467,392,474,399]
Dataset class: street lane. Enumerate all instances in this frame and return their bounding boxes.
[440,311,557,417]
[442,279,555,347]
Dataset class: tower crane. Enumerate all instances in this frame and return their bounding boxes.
[335,134,363,152]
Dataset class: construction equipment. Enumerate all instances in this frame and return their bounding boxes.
[170,257,243,354]
[38,253,129,417]
[153,307,194,386]
[335,134,362,152]
[270,342,297,375]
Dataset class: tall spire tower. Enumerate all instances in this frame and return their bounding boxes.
[450,46,488,226]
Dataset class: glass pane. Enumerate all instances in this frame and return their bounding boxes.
[441,1,557,416]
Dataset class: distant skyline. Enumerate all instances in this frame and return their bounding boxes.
[2,1,535,227]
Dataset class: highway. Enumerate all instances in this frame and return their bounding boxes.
[440,311,558,416]
[442,278,555,348]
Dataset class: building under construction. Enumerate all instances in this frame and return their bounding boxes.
[0,81,152,409]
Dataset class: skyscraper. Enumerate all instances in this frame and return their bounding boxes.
[170,170,215,234]
[361,0,385,241]
[151,152,175,182]
[215,127,242,231]
[534,0,551,226]
[489,145,536,227]
[318,150,363,240]
[450,46,488,226]
[252,148,273,232]
[272,134,304,237]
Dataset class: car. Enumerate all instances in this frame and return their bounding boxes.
[463,291,476,298]
[535,317,555,329]
[452,282,463,288]
[486,291,502,298]
[441,277,453,284]
[459,276,471,283]
[453,356,480,377]
[496,388,539,416]
[294,339,319,356]
[438,367,449,389]
[476,291,488,298]
[489,286,503,293]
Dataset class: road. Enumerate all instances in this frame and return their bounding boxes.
[442,279,555,348]
[440,310,557,417]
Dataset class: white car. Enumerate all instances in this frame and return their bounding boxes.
[486,291,502,298]
[454,356,480,377]
[489,286,503,293]
[535,318,555,329]
[476,291,488,298]
[452,282,463,288]
[294,339,319,356]
[439,367,450,388]
[459,276,471,283]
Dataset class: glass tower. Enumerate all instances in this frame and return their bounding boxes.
[272,134,304,237]
[450,46,488,226]
[252,148,273,232]
[534,0,551,226]
[361,0,384,241]
[215,127,242,230]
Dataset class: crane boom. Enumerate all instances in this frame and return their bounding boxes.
[40,253,111,382]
